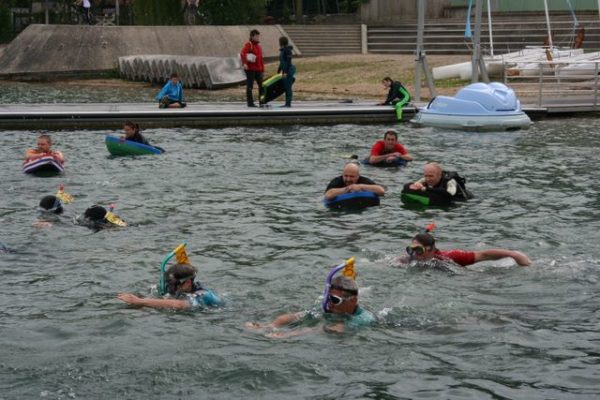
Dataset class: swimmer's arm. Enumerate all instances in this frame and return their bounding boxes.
[399,152,413,161]
[473,250,532,266]
[409,177,426,190]
[117,293,190,310]
[323,322,345,334]
[351,183,385,196]
[25,149,38,159]
[324,187,350,200]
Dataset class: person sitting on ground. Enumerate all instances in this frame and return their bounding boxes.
[25,134,64,163]
[155,73,186,109]
[368,129,413,166]
[117,263,222,310]
[121,121,150,145]
[378,76,411,106]
[325,162,386,200]
[76,205,127,231]
[247,258,375,338]
[405,162,472,202]
[401,231,532,267]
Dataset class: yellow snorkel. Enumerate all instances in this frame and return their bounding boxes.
[55,184,73,204]
[159,243,189,295]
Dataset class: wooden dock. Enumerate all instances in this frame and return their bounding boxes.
[0,101,559,130]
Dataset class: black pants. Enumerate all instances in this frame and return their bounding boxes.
[245,70,264,106]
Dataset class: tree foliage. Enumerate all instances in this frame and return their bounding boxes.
[0,2,12,42]
[198,0,269,24]
[133,0,183,25]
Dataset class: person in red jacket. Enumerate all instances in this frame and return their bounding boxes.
[404,232,531,267]
[368,129,413,166]
[240,29,265,107]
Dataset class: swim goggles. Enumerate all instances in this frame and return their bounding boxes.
[328,294,356,306]
[406,245,426,256]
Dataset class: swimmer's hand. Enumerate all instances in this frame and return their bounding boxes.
[323,323,345,334]
[33,221,53,228]
[409,182,424,190]
[117,292,143,306]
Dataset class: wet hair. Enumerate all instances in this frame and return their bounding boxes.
[384,129,398,140]
[382,76,393,83]
[123,120,140,134]
[250,29,260,38]
[413,233,436,248]
[279,36,289,47]
[165,263,197,295]
[84,205,107,221]
[39,195,63,214]
[170,72,178,79]
[38,134,52,145]
[330,276,358,296]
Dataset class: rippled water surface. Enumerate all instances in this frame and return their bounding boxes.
[1,120,599,399]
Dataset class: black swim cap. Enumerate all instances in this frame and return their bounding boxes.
[414,233,435,248]
[39,195,63,214]
[84,205,107,221]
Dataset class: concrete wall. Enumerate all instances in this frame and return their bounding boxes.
[0,24,288,78]
[360,0,452,23]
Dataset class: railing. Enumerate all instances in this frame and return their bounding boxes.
[502,60,600,110]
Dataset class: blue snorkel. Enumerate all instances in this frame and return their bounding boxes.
[322,257,355,313]
[159,242,188,296]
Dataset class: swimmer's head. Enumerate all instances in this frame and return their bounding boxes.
[39,195,63,214]
[408,233,437,261]
[84,205,107,221]
[165,263,197,295]
[327,276,359,314]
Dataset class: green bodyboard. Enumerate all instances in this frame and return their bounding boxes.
[401,192,430,206]
[105,136,162,157]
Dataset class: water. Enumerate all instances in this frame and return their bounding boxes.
[1,120,599,399]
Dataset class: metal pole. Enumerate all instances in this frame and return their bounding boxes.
[471,0,484,82]
[544,0,553,48]
[415,0,424,101]
[487,0,494,57]
[44,0,49,24]
[594,62,598,110]
[537,62,543,107]
[115,0,119,25]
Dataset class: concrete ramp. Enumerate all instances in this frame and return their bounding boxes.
[118,55,245,89]
[0,24,295,79]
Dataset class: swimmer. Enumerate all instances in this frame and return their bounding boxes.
[324,162,386,200]
[405,162,472,202]
[121,121,150,145]
[117,263,222,310]
[38,195,64,215]
[25,134,64,163]
[77,205,127,230]
[247,258,375,338]
[368,129,413,166]
[34,186,73,228]
[400,230,532,267]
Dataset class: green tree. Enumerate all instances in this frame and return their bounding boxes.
[199,0,269,24]
[0,2,12,42]
[133,0,183,25]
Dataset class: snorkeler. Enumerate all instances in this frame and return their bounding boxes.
[400,225,531,267]
[246,257,375,338]
[117,244,222,310]
[34,185,74,228]
[76,205,127,231]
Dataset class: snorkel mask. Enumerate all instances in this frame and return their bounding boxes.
[408,223,436,261]
[159,242,190,295]
[322,256,356,313]
[38,185,74,214]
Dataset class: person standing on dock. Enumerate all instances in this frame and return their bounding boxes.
[240,29,265,107]
[277,36,295,107]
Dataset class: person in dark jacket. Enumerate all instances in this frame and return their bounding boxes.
[240,29,265,107]
[379,76,411,106]
[277,36,296,107]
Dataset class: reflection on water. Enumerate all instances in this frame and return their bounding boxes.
[1,120,599,399]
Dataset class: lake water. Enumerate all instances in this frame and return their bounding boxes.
[1,119,599,399]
